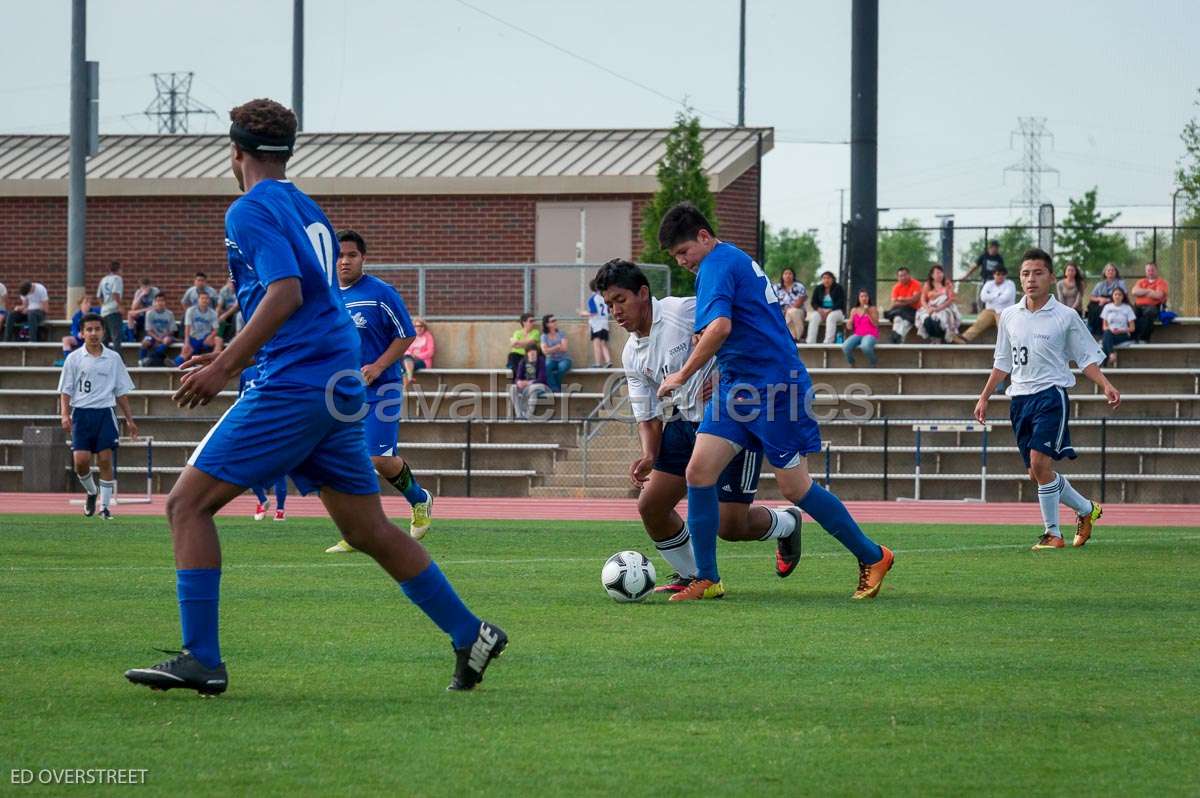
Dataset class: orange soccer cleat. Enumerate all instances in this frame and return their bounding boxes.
[667,578,726,602]
[852,545,894,600]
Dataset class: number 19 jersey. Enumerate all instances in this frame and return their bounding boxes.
[224,179,360,391]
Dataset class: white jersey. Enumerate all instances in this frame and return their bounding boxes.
[97,274,123,316]
[623,296,715,423]
[994,295,1103,397]
[57,345,135,409]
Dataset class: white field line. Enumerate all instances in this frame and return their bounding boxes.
[2,535,1196,574]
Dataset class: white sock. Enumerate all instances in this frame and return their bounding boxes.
[1057,475,1092,515]
[759,507,797,540]
[1037,478,1061,537]
[655,524,697,578]
[77,472,97,495]
[99,479,115,510]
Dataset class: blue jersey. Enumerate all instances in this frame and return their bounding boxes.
[223,180,360,392]
[339,274,415,402]
[694,242,807,388]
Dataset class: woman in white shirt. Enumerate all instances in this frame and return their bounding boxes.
[1099,286,1136,367]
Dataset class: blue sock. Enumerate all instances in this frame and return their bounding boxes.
[797,482,883,564]
[402,480,426,507]
[176,568,222,668]
[400,561,480,649]
[389,463,428,507]
[275,477,288,510]
[251,486,267,504]
[685,484,720,581]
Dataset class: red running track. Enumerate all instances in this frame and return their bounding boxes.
[0,493,1196,527]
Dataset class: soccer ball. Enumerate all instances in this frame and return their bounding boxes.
[601,550,656,602]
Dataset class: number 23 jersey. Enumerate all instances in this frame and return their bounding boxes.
[224,179,360,392]
[994,294,1104,397]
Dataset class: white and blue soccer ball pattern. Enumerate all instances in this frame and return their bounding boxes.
[601,550,656,602]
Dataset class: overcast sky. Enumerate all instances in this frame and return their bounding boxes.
[1,0,1196,267]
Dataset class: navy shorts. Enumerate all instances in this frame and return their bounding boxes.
[589,329,609,341]
[654,418,762,503]
[1010,386,1075,468]
[189,382,380,496]
[699,381,823,469]
[71,407,120,453]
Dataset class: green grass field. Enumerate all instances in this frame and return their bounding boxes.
[2,514,1198,796]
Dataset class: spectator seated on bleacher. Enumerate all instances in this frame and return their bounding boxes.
[1086,263,1126,336]
[805,271,847,344]
[215,278,240,347]
[403,317,435,387]
[540,313,572,393]
[56,295,102,366]
[1131,261,1169,343]
[1100,287,1136,367]
[506,312,541,373]
[175,290,220,365]
[774,268,808,342]
[510,340,549,420]
[841,289,880,366]
[959,265,1016,342]
[139,293,177,367]
[3,280,50,342]
[180,271,219,314]
[882,266,921,343]
[125,277,159,341]
[914,264,963,344]
[1055,262,1086,316]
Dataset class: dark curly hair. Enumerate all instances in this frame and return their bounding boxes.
[229,98,297,164]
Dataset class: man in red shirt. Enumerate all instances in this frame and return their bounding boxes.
[1131,262,1169,342]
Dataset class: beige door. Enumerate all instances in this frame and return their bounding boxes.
[535,201,632,319]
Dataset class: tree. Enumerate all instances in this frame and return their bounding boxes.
[1055,188,1131,277]
[959,225,1035,277]
[877,218,935,276]
[640,111,717,295]
[1176,88,1200,214]
[764,224,821,285]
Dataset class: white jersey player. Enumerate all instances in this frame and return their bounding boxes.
[974,247,1120,551]
[58,313,139,519]
[595,259,802,595]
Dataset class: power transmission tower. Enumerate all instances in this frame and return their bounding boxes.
[1004,117,1058,221]
[143,72,217,133]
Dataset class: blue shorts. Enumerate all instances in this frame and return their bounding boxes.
[188,336,212,353]
[654,418,762,503]
[1009,386,1075,468]
[363,400,401,457]
[71,406,120,453]
[189,382,379,496]
[699,381,823,469]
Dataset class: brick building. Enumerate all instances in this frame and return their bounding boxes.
[0,127,772,319]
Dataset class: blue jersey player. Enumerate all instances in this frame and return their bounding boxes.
[124,99,506,695]
[324,229,433,554]
[654,203,894,601]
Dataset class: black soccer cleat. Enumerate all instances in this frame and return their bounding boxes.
[99,508,113,521]
[775,507,803,578]
[125,649,228,695]
[448,621,507,691]
[84,493,97,517]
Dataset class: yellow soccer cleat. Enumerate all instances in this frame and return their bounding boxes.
[852,545,894,599]
[1073,502,1102,547]
[667,578,726,602]
[324,539,356,554]
[410,490,434,541]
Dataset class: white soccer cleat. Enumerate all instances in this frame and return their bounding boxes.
[410,490,434,541]
[324,539,356,554]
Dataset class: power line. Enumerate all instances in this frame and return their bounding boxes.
[1004,117,1058,219]
[451,0,735,127]
[143,72,217,134]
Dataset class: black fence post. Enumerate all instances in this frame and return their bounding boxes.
[465,418,473,498]
[824,442,832,489]
[1099,417,1107,503]
[882,418,889,501]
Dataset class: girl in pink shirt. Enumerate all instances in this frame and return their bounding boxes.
[842,289,880,366]
[403,318,436,387]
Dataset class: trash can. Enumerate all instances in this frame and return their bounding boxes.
[22,426,72,492]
